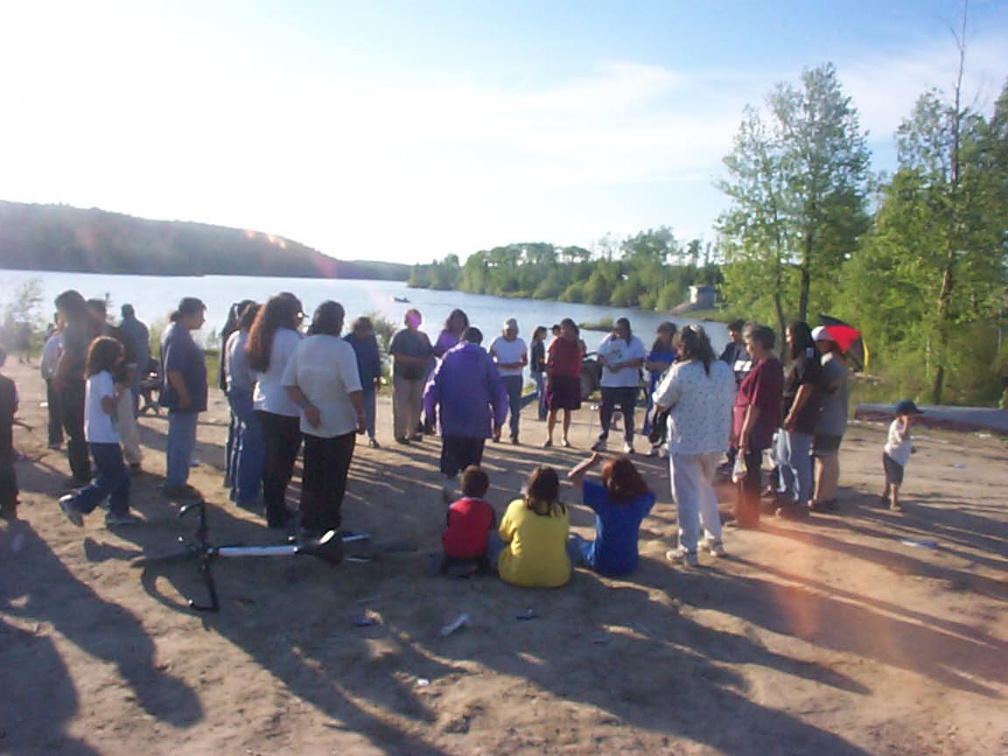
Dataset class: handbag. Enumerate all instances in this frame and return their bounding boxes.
[648,407,669,445]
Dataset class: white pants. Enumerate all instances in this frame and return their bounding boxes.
[669,451,723,552]
[117,388,142,466]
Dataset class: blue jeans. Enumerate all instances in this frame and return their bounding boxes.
[776,429,814,506]
[361,386,377,439]
[534,372,547,420]
[501,375,523,439]
[166,410,199,487]
[72,442,130,516]
[227,388,263,506]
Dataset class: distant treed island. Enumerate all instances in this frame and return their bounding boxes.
[0,200,409,281]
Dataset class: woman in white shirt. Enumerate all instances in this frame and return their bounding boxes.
[283,301,365,537]
[246,292,303,530]
[653,325,736,566]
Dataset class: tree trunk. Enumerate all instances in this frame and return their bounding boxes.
[798,232,813,323]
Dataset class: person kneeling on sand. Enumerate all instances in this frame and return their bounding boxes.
[489,466,572,588]
[59,337,139,528]
[566,452,655,577]
[440,466,496,576]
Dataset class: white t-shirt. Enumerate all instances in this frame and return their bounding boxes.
[85,370,120,443]
[253,328,302,416]
[653,359,735,455]
[489,336,528,378]
[884,418,912,467]
[281,334,363,438]
[598,334,647,388]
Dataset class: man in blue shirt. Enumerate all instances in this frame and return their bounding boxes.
[160,297,207,499]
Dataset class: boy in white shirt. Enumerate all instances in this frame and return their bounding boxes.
[882,399,923,513]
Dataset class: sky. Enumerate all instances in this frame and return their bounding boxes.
[1,1,1006,265]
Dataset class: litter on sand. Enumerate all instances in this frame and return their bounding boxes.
[900,538,938,549]
[440,613,469,637]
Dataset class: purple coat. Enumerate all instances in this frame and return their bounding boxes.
[424,341,508,438]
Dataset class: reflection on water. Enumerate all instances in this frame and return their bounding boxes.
[1,268,728,355]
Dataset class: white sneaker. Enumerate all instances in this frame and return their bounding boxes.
[623,443,635,455]
[703,539,727,558]
[666,546,698,567]
[591,439,607,452]
[645,444,658,457]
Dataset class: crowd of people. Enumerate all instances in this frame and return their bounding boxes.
[0,288,923,587]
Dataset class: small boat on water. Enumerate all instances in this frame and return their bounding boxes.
[392,296,410,303]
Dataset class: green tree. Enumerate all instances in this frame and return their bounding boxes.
[717,63,871,339]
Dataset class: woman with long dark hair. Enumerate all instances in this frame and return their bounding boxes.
[53,290,104,484]
[282,301,365,537]
[653,325,735,566]
[543,318,582,448]
[224,302,262,508]
[775,321,822,519]
[246,292,303,529]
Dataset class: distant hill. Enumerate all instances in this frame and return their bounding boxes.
[0,200,409,280]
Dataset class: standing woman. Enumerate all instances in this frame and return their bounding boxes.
[543,318,582,448]
[592,317,646,454]
[343,316,383,448]
[810,326,849,512]
[246,292,304,529]
[653,325,736,566]
[221,300,255,490]
[775,321,822,519]
[388,309,433,444]
[283,301,365,537]
[732,324,784,528]
[53,290,104,485]
[434,309,469,358]
[224,302,262,508]
[529,326,549,421]
[642,321,678,451]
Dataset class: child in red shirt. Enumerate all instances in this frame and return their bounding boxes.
[441,466,496,574]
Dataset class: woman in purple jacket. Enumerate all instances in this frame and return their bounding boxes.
[423,327,508,503]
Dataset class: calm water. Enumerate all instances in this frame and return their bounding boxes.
[1,268,728,359]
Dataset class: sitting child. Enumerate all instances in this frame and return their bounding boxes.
[440,466,496,575]
[0,346,19,520]
[567,452,655,576]
[492,465,572,588]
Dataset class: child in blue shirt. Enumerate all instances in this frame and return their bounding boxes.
[567,453,655,576]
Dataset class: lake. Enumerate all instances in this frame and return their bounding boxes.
[0,268,728,358]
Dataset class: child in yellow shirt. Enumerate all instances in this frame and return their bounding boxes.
[492,466,572,587]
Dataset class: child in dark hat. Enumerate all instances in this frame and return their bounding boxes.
[882,399,923,512]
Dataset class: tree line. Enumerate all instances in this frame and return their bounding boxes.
[408,233,722,312]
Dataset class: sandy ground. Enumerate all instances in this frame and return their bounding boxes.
[1,357,1007,756]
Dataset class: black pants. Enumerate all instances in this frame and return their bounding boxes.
[256,411,302,527]
[735,447,764,528]
[301,432,356,532]
[46,379,63,446]
[440,436,486,478]
[597,386,638,444]
[59,379,90,482]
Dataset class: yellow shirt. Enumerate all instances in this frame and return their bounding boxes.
[497,498,571,587]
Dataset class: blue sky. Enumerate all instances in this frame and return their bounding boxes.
[1,1,1005,265]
